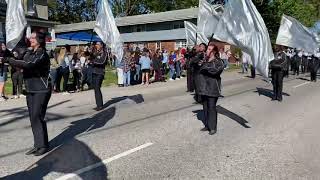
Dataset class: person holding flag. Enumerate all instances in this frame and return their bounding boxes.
[196,44,224,135]
[270,49,288,102]
[5,0,51,156]
[91,42,107,111]
[9,31,52,156]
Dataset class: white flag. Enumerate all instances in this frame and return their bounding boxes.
[94,0,123,63]
[276,15,319,54]
[197,0,223,39]
[184,21,209,46]
[214,0,274,78]
[5,0,27,50]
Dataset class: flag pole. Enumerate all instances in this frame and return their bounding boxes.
[208,33,214,46]
[195,33,198,46]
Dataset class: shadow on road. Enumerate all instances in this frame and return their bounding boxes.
[1,107,116,180]
[0,100,72,128]
[1,139,108,180]
[102,94,144,110]
[0,94,145,177]
[255,88,290,100]
[297,77,310,81]
[193,105,251,128]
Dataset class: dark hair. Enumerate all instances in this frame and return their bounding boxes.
[208,44,220,58]
[65,44,71,52]
[199,43,208,51]
[33,31,46,48]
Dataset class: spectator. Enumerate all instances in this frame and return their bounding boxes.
[71,53,82,92]
[49,50,59,92]
[123,51,133,87]
[162,50,169,77]
[242,52,250,73]
[81,51,93,90]
[133,49,141,84]
[176,49,184,80]
[0,43,10,101]
[56,46,71,94]
[219,48,229,69]
[116,54,124,87]
[169,51,176,81]
[139,50,152,85]
[152,49,163,82]
[11,50,24,99]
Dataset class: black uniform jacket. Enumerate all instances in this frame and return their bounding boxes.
[91,50,107,75]
[190,52,205,94]
[9,48,50,93]
[270,58,287,72]
[196,58,225,98]
[309,56,320,72]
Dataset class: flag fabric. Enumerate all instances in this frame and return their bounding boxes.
[213,0,274,78]
[184,21,208,46]
[276,15,319,54]
[197,0,223,39]
[5,0,27,50]
[94,0,123,63]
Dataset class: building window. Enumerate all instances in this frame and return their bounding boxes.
[172,21,184,29]
[133,24,146,32]
[175,40,187,50]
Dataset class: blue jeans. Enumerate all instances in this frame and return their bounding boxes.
[242,63,248,73]
[123,71,131,86]
[169,65,175,79]
[223,59,229,69]
[175,62,181,78]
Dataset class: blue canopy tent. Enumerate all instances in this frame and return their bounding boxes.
[57,31,102,42]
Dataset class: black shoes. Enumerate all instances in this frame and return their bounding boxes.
[94,107,103,111]
[201,127,209,131]
[209,130,217,135]
[25,148,38,155]
[34,148,49,156]
[26,147,48,156]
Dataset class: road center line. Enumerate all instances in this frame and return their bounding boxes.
[56,142,153,180]
[293,82,310,88]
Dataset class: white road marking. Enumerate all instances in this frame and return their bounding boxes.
[293,82,310,88]
[56,142,153,180]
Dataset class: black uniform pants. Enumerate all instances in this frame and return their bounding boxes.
[293,62,300,75]
[302,62,307,74]
[26,91,51,148]
[187,69,194,92]
[92,73,104,108]
[310,66,319,81]
[202,96,218,131]
[272,71,284,100]
[250,66,256,79]
[12,72,23,96]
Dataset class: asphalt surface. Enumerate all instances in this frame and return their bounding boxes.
[0,71,320,180]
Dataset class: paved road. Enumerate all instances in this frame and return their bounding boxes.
[0,71,320,180]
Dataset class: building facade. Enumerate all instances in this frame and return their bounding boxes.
[55,8,199,52]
